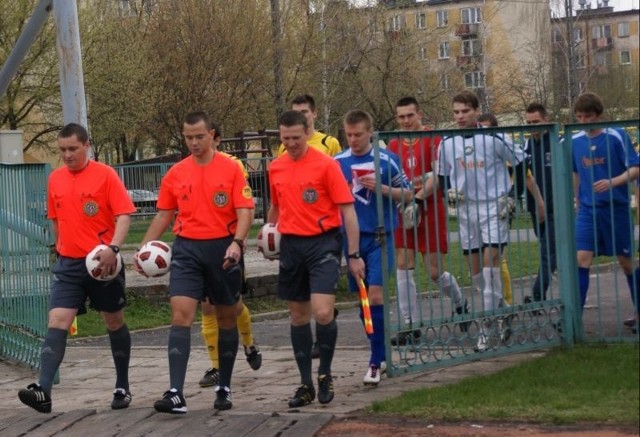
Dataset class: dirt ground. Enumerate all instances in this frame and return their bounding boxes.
[316,415,640,436]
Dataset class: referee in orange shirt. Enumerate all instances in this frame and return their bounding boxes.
[267,110,365,408]
[136,111,254,414]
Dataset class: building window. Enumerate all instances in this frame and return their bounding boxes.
[462,39,482,56]
[118,0,134,16]
[591,24,611,39]
[595,51,612,66]
[461,7,481,24]
[390,15,403,31]
[440,74,451,91]
[620,50,631,65]
[419,46,428,60]
[436,10,448,28]
[552,28,562,43]
[465,71,484,88]
[573,27,583,43]
[618,22,629,37]
[439,41,450,59]
[416,13,426,29]
[576,54,585,69]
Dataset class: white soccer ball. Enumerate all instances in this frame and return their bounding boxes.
[85,244,123,281]
[257,223,281,260]
[137,240,172,277]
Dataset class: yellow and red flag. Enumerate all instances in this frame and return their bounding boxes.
[357,278,374,335]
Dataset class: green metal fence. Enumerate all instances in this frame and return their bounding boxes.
[0,163,51,369]
[373,120,639,378]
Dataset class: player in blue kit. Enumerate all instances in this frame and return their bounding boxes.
[334,109,411,385]
[571,92,639,313]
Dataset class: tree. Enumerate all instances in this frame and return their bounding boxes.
[0,0,61,153]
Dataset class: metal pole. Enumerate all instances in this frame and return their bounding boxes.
[0,0,53,100]
[52,0,87,128]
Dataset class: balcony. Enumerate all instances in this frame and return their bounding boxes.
[455,24,478,37]
[591,37,612,50]
[456,55,481,68]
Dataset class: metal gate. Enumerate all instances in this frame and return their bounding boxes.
[373,120,638,378]
[0,163,51,368]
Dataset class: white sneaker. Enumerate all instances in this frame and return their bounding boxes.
[474,323,490,352]
[498,316,512,342]
[380,361,387,374]
[363,365,382,386]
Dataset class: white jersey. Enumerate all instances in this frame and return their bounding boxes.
[437,131,525,202]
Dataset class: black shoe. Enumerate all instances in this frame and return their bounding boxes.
[288,384,315,408]
[317,374,334,404]
[311,341,320,359]
[334,307,339,319]
[244,345,262,370]
[199,368,219,388]
[524,296,542,316]
[111,388,132,410]
[455,302,471,332]
[623,317,637,327]
[154,388,187,414]
[18,383,51,413]
[390,329,421,346]
[498,316,512,342]
[213,386,233,410]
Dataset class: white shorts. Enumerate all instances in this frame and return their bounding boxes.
[457,200,509,251]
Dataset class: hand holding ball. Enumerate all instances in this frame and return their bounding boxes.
[85,244,123,281]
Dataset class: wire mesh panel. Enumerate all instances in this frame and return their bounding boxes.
[374,124,570,377]
[0,163,51,368]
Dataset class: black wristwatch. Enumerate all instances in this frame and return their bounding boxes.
[108,244,120,254]
[348,252,361,259]
[232,238,244,249]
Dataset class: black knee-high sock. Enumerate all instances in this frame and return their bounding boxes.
[316,319,338,376]
[291,323,313,387]
[39,328,68,395]
[167,325,191,393]
[108,324,131,391]
[218,327,238,389]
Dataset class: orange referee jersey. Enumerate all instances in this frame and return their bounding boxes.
[269,147,353,236]
[157,152,254,239]
[47,160,136,258]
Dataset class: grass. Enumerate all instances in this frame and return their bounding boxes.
[125,219,263,245]
[370,344,640,425]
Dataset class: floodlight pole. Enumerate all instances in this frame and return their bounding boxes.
[52,0,88,128]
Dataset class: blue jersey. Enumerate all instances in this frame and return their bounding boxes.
[334,147,409,233]
[571,127,638,207]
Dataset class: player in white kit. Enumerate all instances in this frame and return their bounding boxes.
[436,91,545,352]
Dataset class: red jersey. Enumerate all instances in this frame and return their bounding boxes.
[269,147,353,236]
[387,134,441,188]
[47,160,135,258]
[157,152,254,240]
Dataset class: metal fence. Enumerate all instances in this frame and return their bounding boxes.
[373,120,639,377]
[0,163,51,369]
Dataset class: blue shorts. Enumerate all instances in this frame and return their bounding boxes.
[278,228,343,301]
[50,257,126,314]
[575,203,633,257]
[345,232,394,293]
[169,236,241,306]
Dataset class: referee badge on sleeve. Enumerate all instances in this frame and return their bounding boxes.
[242,186,252,199]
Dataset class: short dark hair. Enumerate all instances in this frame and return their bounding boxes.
[344,109,373,130]
[291,94,316,112]
[526,102,548,118]
[395,96,420,111]
[184,111,211,127]
[210,121,222,139]
[58,123,89,143]
[573,92,604,116]
[279,110,308,130]
[452,90,479,109]
[478,113,498,127]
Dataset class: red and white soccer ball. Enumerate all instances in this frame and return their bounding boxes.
[257,223,281,260]
[85,244,123,281]
[137,240,172,277]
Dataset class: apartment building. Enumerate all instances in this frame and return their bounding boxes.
[378,0,550,112]
[551,2,639,108]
